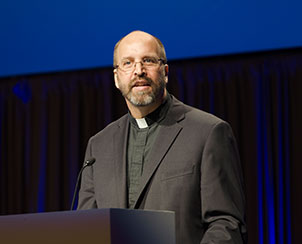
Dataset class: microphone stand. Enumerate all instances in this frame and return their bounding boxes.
[70,158,95,210]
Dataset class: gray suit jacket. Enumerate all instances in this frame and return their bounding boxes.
[78,96,247,244]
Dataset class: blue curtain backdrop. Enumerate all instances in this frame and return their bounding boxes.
[0,48,301,244]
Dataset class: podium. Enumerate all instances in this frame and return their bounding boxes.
[0,208,175,244]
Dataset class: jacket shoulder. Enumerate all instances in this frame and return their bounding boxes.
[171,96,225,128]
[89,114,128,143]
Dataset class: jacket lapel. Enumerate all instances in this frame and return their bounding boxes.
[133,97,185,208]
[113,115,129,208]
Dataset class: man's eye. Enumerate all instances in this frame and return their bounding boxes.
[143,58,156,64]
[122,61,132,66]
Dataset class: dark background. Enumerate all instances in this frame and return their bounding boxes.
[1,48,301,244]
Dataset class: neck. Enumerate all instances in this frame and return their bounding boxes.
[126,90,167,119]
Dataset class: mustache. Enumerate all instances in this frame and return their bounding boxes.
[130,77,153,87]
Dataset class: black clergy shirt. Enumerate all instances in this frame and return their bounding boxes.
[127,94,171,208]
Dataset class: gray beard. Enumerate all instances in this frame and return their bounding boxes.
[127,90,155,106]
[119,76,166,107]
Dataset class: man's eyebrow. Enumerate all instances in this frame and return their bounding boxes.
[120,56,133,60]
[142,55,157,59]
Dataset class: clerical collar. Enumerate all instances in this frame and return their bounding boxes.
[128,93,172,129]
[135,118,148,129]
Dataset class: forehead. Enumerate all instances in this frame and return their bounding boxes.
[116,34,160,60]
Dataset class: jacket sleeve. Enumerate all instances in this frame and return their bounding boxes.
[77,138,97,210]
[200,121,247,244]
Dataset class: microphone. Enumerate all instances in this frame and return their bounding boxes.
[70,158,96,210]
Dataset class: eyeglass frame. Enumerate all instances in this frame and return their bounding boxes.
[114,57,166,72]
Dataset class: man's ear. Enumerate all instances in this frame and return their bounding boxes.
[164,64,169,83]
[113,69,120,89]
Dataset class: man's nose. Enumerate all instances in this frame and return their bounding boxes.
[134,62,146,76]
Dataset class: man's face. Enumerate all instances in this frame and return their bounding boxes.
[114,33,168,107]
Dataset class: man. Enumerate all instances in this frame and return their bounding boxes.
[78,30,247,243]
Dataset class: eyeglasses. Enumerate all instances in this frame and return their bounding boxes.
[114,57,165,73]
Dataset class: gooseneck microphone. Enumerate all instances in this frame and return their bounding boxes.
[70,158,96,210]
